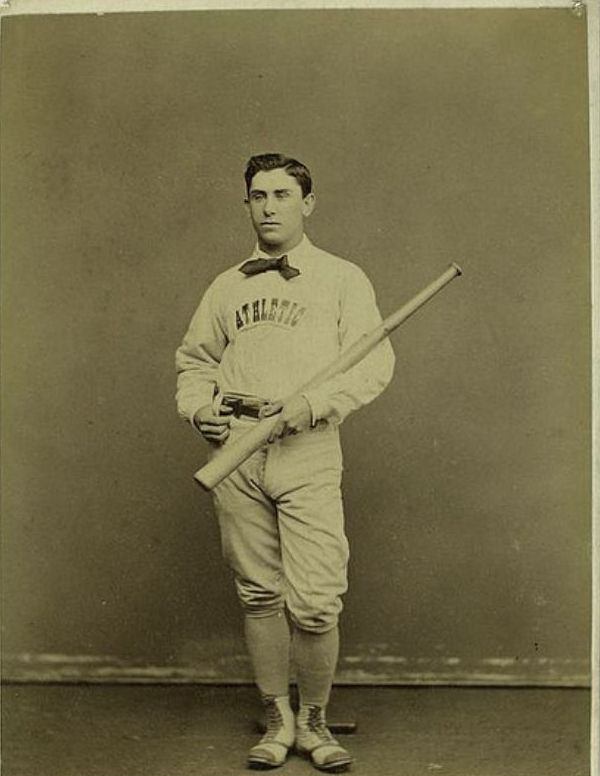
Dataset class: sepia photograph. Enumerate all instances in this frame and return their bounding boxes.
[0,1,596,775]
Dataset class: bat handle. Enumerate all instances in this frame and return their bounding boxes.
[194,415,279,490]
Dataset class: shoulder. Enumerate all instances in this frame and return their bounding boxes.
[310,244,369,276]
[202,259,249,296]
[309,244,374,289]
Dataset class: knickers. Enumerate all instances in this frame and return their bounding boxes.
[211,420,349,634]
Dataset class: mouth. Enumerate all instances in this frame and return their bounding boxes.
[261,222,281,227]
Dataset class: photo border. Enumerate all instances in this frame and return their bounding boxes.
[1,1,597,774]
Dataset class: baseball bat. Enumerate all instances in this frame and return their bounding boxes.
[194,263,462,490]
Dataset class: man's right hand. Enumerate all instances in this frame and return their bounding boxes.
[193,403,234,445]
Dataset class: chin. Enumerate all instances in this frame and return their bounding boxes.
[260,233,286,247]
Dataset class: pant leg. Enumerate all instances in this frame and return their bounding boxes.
[211,422,285,618]
[263,427,349,634]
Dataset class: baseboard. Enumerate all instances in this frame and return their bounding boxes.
[2,649,590,687]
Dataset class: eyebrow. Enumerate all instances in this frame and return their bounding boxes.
[249,188,293,195]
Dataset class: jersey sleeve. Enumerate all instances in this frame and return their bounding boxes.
[175,280,228,425]
[302,266,395,426]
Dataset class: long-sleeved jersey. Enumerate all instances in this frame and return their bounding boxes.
[175,236,395,427]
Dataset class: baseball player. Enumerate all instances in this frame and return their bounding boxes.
[176,153,395,772]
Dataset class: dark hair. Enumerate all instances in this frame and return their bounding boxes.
[244,153,312,198]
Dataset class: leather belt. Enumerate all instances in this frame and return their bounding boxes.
[220,392,271,420]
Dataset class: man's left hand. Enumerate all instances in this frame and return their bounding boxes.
[261,395,312,442]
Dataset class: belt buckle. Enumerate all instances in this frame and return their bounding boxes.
[221,395,243,418]
[221,393,268,420]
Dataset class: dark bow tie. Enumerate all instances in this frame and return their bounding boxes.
[239,254,301,281]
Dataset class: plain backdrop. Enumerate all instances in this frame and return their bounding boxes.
[0,8,591,683]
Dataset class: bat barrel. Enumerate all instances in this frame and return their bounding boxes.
[382,263,461,333]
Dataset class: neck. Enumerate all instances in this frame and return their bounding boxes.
[258,233,304,257]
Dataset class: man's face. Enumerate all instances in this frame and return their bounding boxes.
[245,169,315,254]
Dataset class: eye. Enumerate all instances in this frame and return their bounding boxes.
[276,191,290,199]
[250,192,265,202]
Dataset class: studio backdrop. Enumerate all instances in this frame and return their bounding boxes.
[1,8,591,685]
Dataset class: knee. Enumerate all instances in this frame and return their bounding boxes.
[235,578,285,618]
[287,592,343,634]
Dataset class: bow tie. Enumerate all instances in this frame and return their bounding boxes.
[239,254,301,281]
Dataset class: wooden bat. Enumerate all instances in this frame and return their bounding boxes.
[194,263,462,491]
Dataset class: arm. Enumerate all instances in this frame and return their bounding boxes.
[266,266,395,440]
[302,266,395,426]
[175,280,228,431]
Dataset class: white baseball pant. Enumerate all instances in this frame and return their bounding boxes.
[210,418,349,634]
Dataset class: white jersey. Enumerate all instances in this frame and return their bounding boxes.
[175,235,395,427]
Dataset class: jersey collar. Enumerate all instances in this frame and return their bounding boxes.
[252,234,314,269]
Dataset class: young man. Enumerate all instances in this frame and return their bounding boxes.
[176,154,395,772]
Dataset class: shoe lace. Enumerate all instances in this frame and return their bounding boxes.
[306,705,335,743]
[262,697,283,742]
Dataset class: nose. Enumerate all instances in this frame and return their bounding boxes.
[263,195,277,215]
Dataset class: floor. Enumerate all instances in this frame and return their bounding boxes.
[0,685,591,776]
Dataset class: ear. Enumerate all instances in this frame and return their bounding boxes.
[302,192,316,218]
